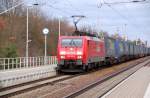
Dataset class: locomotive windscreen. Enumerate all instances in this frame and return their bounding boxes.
[61,38,82,47]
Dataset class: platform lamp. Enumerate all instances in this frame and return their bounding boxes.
[42,28,49,65]
[26,3,39,67]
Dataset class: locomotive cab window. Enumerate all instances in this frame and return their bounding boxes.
[61,38,82,47]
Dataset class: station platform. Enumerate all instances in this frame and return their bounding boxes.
[0,64,57,87]
[102,64,150,98]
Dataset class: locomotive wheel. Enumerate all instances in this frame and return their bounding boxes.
[83,65,89,72]
[95,63,99,69]
[56,69,62,74]
[56,65,62,74]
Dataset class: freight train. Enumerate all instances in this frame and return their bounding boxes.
[56,31,150,73]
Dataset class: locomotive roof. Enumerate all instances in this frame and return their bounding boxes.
[59,35,104,42]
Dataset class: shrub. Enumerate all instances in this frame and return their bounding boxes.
[0,43,18,58]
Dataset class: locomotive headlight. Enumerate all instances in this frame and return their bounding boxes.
[77,51,83,55]
[77,56,82,59]
[60,56,65,59]
[60,51,66,55]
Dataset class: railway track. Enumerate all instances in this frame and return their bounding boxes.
[0,69,99,98]
[0,67,98,97]
[0,74,76,98]
[64,58,150,98]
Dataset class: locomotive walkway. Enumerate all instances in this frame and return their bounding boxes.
[102,62,150,98]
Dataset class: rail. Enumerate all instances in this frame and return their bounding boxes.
[0,56,57,71]
[64,58,150,98]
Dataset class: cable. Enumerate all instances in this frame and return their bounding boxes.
[65,0,84,14]
[102,0,149,5]
[47,4,72,15]
[103,0,144,33]
[0,1,25,15]
[41,0,77,16]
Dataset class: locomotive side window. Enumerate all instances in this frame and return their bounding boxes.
[61,38,82,47]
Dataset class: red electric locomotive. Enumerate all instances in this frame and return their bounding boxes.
[56,35,105,72]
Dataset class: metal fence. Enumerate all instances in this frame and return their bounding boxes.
[0,56,57,71]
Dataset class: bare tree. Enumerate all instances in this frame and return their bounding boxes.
[80,25,95,33]
[0,0,75,57]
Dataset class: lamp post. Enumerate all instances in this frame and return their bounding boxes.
[42,28,49,65]
[59,18,61,37]
[26,7,29,67]
[26,3,39,67]
[58,16,63,37]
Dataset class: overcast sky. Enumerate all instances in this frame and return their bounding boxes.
[27,0,150,45]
